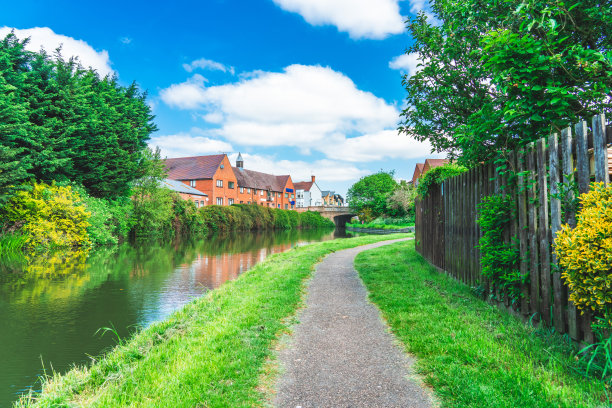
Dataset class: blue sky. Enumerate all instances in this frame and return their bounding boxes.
[2,0,443,196]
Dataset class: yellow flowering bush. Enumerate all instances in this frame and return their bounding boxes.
[2,182,91,249]
[554,182,612,319]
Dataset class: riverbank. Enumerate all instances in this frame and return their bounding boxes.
[346,225,414,234]
[16,234,410,407]
[0,181,334,255]
[355,240,606,407]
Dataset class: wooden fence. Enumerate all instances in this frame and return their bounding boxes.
[415,113,612,344]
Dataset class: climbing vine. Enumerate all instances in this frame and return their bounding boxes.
[477,193,523,301]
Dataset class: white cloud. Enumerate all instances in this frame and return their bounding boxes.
[228,153,369,182]
[0,27,113,76]
[272,0,404,39]
[149,131,233,158]
[389,53,427,77]
[160,64,399,152]
[327,130,433,162]
[183,58,235,75]
[160,74,208,110]
[120,37,132,45]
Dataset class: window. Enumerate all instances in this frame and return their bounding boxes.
[277,204,280,208]
[284,204,288,209]
[291,194,294,199]
[190,180,196,187]
[253,189,257,195]
[216,179,223,187]
[220,164,224,169]
[228,198,234,205]
[216,197,223,205]
[285,193,288,198]
[240,187,244,193]
[194,200,199,207]
[228,181,235,189]
[247,188,251,193]
[260,190,264,196]
[240,201,243,204]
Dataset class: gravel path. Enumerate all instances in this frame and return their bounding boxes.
[274,238,434,408]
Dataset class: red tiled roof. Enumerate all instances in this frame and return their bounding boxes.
[424,158,449,169]
[294,181,314,191]
[233,167,287,191]
[164,154,225,180]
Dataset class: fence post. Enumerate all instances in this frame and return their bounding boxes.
[537,139,552,325]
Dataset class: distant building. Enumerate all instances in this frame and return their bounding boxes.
[294,175,323,207]
[412,158,450,187]
[321,190,343,206]
[159,178,208,207]
[164,153,296,208]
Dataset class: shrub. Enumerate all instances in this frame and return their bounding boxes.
[417,163,467,197]
[477,193,522,300]
[1,182,91,249]
[386,182,417,217]
[554,182,612,322]
[71,185,134,246]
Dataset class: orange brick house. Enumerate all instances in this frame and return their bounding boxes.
[159,178,208,207]
[233,154,296,209]
[165,154,239,206]
[164,153,296,208]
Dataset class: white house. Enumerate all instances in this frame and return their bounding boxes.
[294,176,323,207]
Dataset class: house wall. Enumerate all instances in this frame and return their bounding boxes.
[280,178,296,209]
[310,183,322,206]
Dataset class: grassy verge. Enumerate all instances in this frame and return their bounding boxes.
[346,222,414,230]
[17,234,410,408]
[355,240,608,408]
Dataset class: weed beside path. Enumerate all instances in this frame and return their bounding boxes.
[16,234,410,408]
[355,240,607,408]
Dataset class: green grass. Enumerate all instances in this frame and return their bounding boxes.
[16,234,410,408]
[355,240,609,408]
[346,222,414,230]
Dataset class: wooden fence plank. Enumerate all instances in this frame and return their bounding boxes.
[593,113,609,185]
[561,126,579,339]
[575,120,590,194]
[517,149,530,314]
[527,144,540,316]
[549,132,564,331]
[537,139,552,325]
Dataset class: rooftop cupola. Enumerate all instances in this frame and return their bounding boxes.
[236,152,244,168]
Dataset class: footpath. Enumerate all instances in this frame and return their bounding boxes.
[274,238,434,408]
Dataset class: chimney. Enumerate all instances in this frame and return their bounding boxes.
[236,152,244,168]
[311,175,315,183]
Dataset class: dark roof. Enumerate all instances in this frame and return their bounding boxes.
[159,179,207,196]
[164,154,225,180]
[294,181,314,191]
[232,167,289,191]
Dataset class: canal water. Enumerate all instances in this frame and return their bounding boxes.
[0,228,351,407]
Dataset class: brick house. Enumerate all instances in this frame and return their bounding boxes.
[164,153,296,208]
[165,154,239,206]
[232,154,296,209]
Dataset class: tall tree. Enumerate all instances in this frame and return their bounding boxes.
[347,171,398,218]
[399,0,612,165]
[0,32,157,197]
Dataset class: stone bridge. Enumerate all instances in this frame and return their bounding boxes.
[296,206,356,227]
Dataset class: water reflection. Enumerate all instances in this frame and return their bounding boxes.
[0,228,340,407]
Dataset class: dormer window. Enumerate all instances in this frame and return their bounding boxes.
[190,180,196,188]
